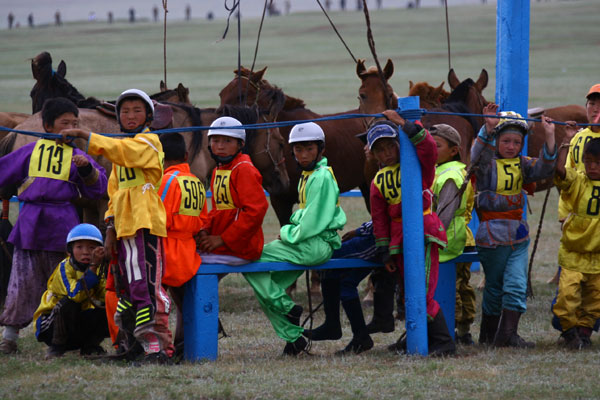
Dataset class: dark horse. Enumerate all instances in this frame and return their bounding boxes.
[411,69,489,163]
[218,60,397,227]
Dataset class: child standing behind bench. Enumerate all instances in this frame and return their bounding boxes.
[369,112,454,356]
[158,132,207,356]
[244,122,347,356]
[60,89,172,363]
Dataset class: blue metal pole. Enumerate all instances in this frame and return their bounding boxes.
[397,96,428,356]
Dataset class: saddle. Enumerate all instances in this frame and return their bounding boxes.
[96,100,174,130]
[527,107,545,118]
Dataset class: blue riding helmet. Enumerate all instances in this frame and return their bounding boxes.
[366,123,398,150]
[66,223,103,246]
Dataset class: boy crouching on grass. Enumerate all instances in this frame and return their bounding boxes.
[552,130,600,350]
[244,122,347,356]
[34,224,109,359]
[60,89,172,364]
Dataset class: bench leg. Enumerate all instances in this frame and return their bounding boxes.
[434,262,457,340]
[183,274,219,361]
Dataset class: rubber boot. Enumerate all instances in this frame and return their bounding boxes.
[427,311,456,356]
[493,309,534,348]
[561,327,583,350]
[303,278,342,341]
[366,274,395,334]
[478,314,500,345]
[336,298,373,355]
[577,326,592,348]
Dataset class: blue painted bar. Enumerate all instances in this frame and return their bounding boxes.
[183,252,478,361]
[396,96,428,356]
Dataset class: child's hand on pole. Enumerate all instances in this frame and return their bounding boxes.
[563,120,579,143]
[483,103,499,135]
[541,115,556,151]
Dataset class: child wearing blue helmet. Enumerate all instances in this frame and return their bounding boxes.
[33,224,109,359]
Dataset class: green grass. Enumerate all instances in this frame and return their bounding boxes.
[1,1,600,399]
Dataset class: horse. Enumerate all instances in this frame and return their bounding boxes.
[218,59,396,227]
[411,69,489,163]
[408,80,449,109]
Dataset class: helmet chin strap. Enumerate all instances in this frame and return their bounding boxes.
[208,146,239,165]
[118,114,153,134]
[294,147,324,171]
[69,255,90,272]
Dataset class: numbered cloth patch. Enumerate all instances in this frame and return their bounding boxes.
[116,166,146,189]
[176,175,205,216]
[213,170,235,210]
[28,139,73,181]
[373,165,402,205]
[496,158,522,196]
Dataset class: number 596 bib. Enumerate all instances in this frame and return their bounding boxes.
[28,139,73,181]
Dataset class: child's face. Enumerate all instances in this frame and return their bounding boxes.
[119,99,149,131]
[371,138,399,167]
[433,136,459,165]
[209,135,242,157]
[45,112,78,134]
[497,132,523,159]
[583,153,600,180]
[587,96,600,125]
[292,142,321,169]
[71,239,101,265]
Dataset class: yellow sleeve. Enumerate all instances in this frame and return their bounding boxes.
[88,133,162,171]
[105,166,118,221]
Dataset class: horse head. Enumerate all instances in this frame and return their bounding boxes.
[29,51,92,114]
[219,103,290,196]
[159,81,191,104]
[446,69,489,130]
[408,80,449,109]
[356,58,397,115]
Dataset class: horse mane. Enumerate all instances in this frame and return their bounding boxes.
[0,132,16,158]
[283,95,306,111]
[220,104,259,154]
[150,89,180,102]
[445,78,474,104]
[163,102,205,162]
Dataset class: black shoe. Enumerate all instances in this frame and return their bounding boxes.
[141,351,171,365]
[45,345,67,360]
[335,334,373,355]
[577,326,592,348]
[561,328,583,350]
[303,323,342,341]
[387,332,407,354]
[80,345,106,356]
[366,318,395,334]
[479,314,500,345]
[286,305,303,327]
[455,332,474,346]
[283,336,308,356]
[428,312,456,357]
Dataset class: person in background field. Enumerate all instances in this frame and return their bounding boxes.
[59,89,171,364]
[430,124,476,345]
[158,132,207,357]
[552,129,600,350]
[472,103,556,348]
[368,112,454,357]
[34,224,109,359]
[0,97,107,355]
[244,122,346,356]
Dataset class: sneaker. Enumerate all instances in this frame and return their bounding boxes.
[0,338,17,354]
[283,336,308,356]
[45,345,66,360]
[286,305,303,327]
[455,332,474,346]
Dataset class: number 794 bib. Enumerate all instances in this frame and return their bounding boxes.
[28,139,73,181]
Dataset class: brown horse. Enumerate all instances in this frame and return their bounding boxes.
[527,104,588,191]
[413,69,489,163]
[408,81,449,109]
[218,60,396,226]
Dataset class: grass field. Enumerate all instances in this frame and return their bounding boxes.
[1,1,600,399]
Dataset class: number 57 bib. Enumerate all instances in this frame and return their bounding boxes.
[28,139,73,181]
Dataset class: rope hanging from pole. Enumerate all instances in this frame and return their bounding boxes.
[162,0,168,88]
[315,0,358,64]
[443,0,452,71]
[361,0,392,109]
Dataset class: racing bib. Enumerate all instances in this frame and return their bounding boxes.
[116,166,146,189]
[496,158,522,195]
[213,170,235,210]
[28,139,73,181]
[374,164,401,205]
[297,170,314,208]
[578,182,600,218]
[176,175,205,216]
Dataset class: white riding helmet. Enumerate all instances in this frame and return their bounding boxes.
[289,122,325,144]
[115,88,154,123]
[208,116,246,142]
